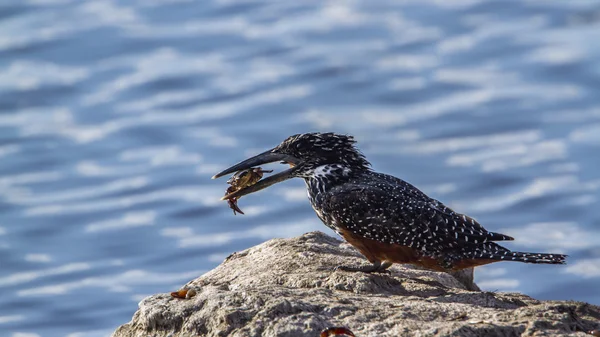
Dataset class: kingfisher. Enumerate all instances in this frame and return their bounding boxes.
[213,132,566,281]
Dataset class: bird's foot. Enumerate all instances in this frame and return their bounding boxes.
[335,264,382,273]
[334,263,391,274]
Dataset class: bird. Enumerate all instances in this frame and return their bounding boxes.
[213,132,566,283]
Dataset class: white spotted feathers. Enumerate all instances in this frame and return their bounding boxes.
[282,133,568,269]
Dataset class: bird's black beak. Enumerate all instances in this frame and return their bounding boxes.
[212,149,302,200]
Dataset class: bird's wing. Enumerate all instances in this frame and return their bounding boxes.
[427,199,514,242]
[371,173,512,240]
[322,185,512,255]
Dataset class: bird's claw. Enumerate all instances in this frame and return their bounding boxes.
[333,265,353,272]
[334,264,389,274]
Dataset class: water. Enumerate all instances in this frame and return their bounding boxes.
[1,0,600,336]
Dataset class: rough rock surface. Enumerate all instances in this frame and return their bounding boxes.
[112,231,600,337]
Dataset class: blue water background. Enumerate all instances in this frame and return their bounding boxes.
[1,0,600,336]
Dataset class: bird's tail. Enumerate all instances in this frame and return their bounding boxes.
[477,250,567,265]
[506,251,567,264]
[460,242,567,265]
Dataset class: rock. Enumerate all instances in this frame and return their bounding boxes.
[112,231,600,337]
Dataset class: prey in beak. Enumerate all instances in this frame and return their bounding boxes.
[213,149,302,203]
[223,167,272,215]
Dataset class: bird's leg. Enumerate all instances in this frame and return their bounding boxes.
[335,260,391,274]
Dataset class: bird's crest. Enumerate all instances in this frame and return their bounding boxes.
[273,132,371,174]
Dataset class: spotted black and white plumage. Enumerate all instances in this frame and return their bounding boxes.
[273,132,566,270]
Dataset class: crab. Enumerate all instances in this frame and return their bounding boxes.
[224,167,272,215]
